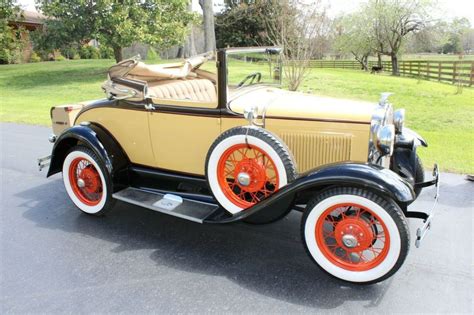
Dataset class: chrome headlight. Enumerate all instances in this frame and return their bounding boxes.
[393,109,405,134]
[375,125,395,156]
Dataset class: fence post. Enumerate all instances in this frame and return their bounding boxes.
[426,62,430,80]
[438,62,441,81]
[453,62,457,84]
[470,62,473,87]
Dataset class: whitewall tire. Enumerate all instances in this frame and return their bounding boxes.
[301,187,410,284]
[62,146,114,215]
[206,127,297,215]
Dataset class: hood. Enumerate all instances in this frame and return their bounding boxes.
[229,87,376,124]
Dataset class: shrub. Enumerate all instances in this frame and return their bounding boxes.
[60,46,79,59]
[55,54,66,61]
[79,45,91,59]
[146,46,160,61]
[87,46,99,59]
[99,45,114,59]
[72,53,81,60]
[29,52,41,63]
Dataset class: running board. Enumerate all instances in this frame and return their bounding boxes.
[112,188,219,223]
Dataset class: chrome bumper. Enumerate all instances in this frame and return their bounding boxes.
[38,155,51,171]
[407,164,440,248]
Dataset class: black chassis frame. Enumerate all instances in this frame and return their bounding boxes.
[46,47,437,224]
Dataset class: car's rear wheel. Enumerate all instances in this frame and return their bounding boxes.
[206,126,297,218]
[62,146,114,216]
[301,187,409,284]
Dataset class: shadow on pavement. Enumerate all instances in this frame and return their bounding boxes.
[18,178,393,310]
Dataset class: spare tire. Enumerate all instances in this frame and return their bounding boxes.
[205,126,297,217]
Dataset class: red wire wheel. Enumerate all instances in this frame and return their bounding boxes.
[315,203,390,271]
[68,157,103,206]
[216,144,279,209]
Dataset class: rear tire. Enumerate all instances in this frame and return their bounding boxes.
[62,146,115,216]
[301,187,410,284]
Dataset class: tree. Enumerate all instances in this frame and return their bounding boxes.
[367,0,432,75]
[35,0,196,62]
[215,1,273,48]
[261,0,328,91]
[0,1,24,64]
[199,0,216,51]
[177,2,198,58]
[334,14,375,71]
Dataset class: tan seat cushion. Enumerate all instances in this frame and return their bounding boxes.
[148,79,217,103]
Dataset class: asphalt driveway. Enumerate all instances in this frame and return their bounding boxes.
[0,122,472,313]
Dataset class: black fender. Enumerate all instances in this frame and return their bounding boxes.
[47,124,130,189]
[391,127,427,185]
[205,162,415,223]
[403,127,427,147]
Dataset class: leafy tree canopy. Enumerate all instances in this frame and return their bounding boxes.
[215,0,273,48]
[35,0,197,62]
[0,0,24,64]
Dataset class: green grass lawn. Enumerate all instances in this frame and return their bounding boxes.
[1,59,473,173]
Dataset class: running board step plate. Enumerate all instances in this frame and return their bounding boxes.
[112,188,219,223]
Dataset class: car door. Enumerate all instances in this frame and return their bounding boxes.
[148,101,221,176]
[75,101,155,167]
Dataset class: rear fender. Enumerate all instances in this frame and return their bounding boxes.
[206,163,415,223]
[47,124,129,189]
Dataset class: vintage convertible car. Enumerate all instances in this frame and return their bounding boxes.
[39,47,439,284]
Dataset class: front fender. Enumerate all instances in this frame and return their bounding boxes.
[403,127,427,147]
[47,125,112,177]
[206,163,415,223]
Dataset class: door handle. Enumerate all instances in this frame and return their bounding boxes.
[144,103,154,110]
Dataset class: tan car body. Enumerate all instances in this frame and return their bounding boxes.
[56,87,373,176]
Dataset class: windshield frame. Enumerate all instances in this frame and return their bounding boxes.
[225,47,283,89]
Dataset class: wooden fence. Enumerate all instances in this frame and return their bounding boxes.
[307,60,474,86]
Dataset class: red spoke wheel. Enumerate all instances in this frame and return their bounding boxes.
[315,203,390,271]
[206,127,296,217]
[302,187,410,284]
[68,158,103,206]
[62,146,114,215]
[217,144,279,209]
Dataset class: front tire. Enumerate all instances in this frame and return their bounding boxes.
[62,146,114,216]
[301,187,410,284]
[205,126,297,215]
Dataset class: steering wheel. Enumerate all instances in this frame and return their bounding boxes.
[237,72,262,88]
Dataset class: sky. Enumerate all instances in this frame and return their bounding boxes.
[16,0,474,26]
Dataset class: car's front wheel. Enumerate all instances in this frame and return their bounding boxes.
[62,146,114,216]
[301,187,410,284]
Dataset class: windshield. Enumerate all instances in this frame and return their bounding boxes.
[226,48,282,88]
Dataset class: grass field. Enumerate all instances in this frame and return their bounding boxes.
[1,59,473,173]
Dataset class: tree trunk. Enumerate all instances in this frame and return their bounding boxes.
[183,26,198,57]
[390,52,399,76]
[176,46,184,58]
[199,0,216,52]
[362,55,369,71]
[183,2,197,57]
[113,46,123,63]
[377,53,382,67]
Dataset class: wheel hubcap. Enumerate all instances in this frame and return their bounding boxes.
[237,172,251,186]
[341,234,358,248]
[77,178,85,188]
